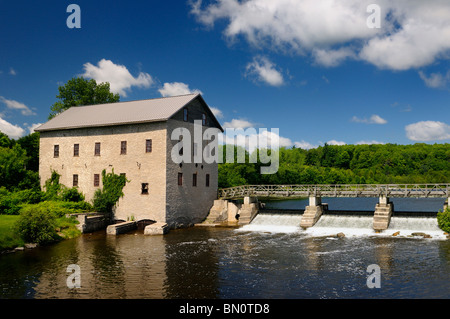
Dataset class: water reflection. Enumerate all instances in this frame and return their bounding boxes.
[1,223,450,299]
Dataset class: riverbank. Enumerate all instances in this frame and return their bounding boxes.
[0,213,81,253]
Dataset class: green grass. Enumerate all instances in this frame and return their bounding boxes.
[0,215,24,251]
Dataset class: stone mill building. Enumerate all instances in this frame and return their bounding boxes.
[35,93,224,229]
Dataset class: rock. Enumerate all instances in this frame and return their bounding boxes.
[14,247,24,251]
[336,232,345,238]
[392,231,400,236]
[25,243,38,249]
[411,232,431,238]
[411,232,426,237]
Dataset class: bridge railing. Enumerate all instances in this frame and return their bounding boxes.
[218,184,450,199]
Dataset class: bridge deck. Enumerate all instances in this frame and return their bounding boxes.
[219,184,450,200]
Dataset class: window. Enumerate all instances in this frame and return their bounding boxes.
[146,139,152,153]
[94,142,101,156]
[74,144,79,157]
[183,108,188,122]
[73,174,78,187]
[178,173,183,186]
[94,174,100,187]
[206,174,210,187]
[141,183,149,195]
[121,141,127,155]
[202,113,207,126]
[54,145,59,158]
[192,173,197,187]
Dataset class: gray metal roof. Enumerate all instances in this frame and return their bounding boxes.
[35,93,221,132]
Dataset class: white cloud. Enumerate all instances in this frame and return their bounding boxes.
[327,140,346,146]
[356,140,384,145]
[81,59,153,97]
[294,140,317,150]
[351,114,387,125]
[158,82,202,97]
[405,121,450,141]
[191,0,450,71]
[313,48,356,67]
[0,117,25,139]
[9,68,16,76]
[26,123,42,134]
[209,106,223,119]
[0,96,35,116]
[418,70,450,89]
[222,118,254,129]
[246,56,284,86]
[220,127,292,153]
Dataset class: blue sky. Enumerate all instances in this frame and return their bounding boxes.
[0,0,449,148]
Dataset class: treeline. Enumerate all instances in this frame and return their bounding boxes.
[218,143,450,188]
[0,131,40,191]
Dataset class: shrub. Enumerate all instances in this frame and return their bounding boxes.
[61,187,85,202]
[437,208,450,233]
[93,169,127,213]
[15,202,84,245]
[0,187,43,215]
[15,205,60,245]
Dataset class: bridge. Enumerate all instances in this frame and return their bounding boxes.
[203,184,450,232]
[218,184,450,200]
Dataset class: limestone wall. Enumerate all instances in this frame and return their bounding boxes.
[39,122,167,223]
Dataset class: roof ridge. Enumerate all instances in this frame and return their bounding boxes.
[67,93,199,109]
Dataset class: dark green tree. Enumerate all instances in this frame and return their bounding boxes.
[48,77,120,119]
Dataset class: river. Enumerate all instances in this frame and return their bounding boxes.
[0,197,449,299]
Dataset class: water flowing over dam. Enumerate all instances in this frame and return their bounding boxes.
[240,210,443,238]
[238,197,446,239]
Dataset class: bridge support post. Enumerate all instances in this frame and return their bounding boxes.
[300,196,324,229]
[238,197,259,225]
[373,195,393,232]
[444,197,449,211]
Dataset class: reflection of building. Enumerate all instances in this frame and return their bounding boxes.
[36,94,223,228]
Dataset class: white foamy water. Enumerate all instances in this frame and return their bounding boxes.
[237,213,303,233]
[238,212,448,239]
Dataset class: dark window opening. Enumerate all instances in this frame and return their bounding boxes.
[121,141,127,155]
[54,145,59,158]
[183,108,188,122]
[206,174,210,187]
[141,183,149,195]
[94,174,100,187]
[146,139,152,153]
[192,173,197,187]
[73,174,78,187]
[74,144,79,157]
[202,113,207,125]
[178,173,183,186]
[94,142,101,156]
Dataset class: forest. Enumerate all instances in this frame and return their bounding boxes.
[218,143,450,188]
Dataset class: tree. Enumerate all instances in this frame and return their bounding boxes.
[16,132,40,172]
[48,77,120,119]
[0,131,13,148]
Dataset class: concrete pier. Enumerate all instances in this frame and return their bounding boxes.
[200,196,259,226]
[106,221,137,235]
[300,196,327,229]
[373,196,393,231]
[144,222,169,235]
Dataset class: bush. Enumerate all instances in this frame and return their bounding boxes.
[61,187,85,202]
[0,187,43,215]
[437,208,450,233]
[93,169,127,213]
[15,202,83,245]
[15,205,60,245]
